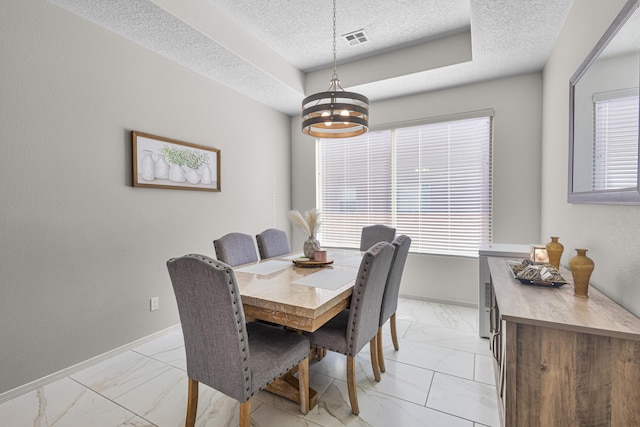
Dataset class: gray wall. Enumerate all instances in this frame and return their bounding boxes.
[292,73,543,305]
[0,0,292,394]
[541,0,640,317]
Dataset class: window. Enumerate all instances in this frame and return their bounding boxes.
[593,90,639,190]
[317,114,493,257]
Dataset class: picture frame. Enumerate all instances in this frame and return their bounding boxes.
[131,131,220,192]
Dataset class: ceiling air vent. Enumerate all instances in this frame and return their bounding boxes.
[342,29,369,46]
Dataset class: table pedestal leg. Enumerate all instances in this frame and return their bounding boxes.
[265,375,319,409]
[264,349,321,410]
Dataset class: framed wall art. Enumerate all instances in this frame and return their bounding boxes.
[132,131,220,192]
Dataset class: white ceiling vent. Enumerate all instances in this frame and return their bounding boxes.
[342,29,369,46]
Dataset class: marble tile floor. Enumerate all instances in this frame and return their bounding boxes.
[0,298,499,426]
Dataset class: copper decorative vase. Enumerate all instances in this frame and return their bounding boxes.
[545,236,564,270]
[569,249,594,298]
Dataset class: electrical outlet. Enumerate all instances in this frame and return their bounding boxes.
[150,296,159,311]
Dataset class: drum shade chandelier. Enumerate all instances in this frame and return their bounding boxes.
[301,0,369,138]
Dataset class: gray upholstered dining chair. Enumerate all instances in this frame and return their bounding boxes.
[304,241,394,415]
[213,232,258,267]
[167,254,310,427]
[375,235,411,374]
[359,224,396,251]
[256,228,291,259]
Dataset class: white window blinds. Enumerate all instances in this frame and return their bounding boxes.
[593,92,639,190]
[317,115,493,257]
[317,131,393,247]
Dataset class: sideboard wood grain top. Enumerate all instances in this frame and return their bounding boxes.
[488,257,640,341]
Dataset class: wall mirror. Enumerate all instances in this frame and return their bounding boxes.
[569,0,640,204]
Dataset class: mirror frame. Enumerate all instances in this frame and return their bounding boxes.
[568,0,640,205]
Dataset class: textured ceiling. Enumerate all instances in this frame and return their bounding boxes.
[49,0,574,116]
[209,0,472,72]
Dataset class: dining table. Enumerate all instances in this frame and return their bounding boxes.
[232,248,364,409]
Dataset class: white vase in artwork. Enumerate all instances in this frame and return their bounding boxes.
[184,167,200,184]
[168,164,186,182]
[155,154,169,179]
[200,162,212,185]
[141,150,155,181]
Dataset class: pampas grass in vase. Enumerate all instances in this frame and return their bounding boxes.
[288,208,321,258]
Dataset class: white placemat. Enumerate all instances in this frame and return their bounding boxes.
[282,253,305,260]
[235,260,292,275]
[332,255,363,268]
[292,269,357,290]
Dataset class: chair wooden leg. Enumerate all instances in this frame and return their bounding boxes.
[185,378,198,427]
[346,356,360,415]
[369,335,381,382]
[376,327,386,373]
[298,357,310,414]
[239,400,251,427]
[390,312,400,351]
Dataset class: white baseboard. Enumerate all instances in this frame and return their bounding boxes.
[398,293,478,309]
[0,324,181,405]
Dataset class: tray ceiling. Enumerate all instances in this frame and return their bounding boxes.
[49,0,574,116]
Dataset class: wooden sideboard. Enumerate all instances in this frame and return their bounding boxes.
[487,257,640,426]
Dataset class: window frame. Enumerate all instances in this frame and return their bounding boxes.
[315,110,494,258]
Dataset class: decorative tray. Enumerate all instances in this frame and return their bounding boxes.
[292,258,334,268]
[507,260,567,288]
